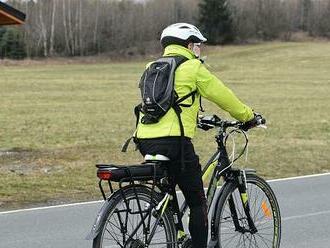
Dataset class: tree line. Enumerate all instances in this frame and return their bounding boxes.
[0,0,330,59]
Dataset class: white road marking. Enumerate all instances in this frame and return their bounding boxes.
[0,200,103,215]
[283,209,330,221]
[0,172,329,215]
[268,172,330,182]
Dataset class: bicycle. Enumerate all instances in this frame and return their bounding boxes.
[86,114,281,248]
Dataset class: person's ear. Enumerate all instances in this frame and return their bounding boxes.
[187,42,194,50]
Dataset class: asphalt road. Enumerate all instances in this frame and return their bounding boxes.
[1,173,330,248]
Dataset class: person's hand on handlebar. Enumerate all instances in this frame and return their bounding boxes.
[240,113,266,131]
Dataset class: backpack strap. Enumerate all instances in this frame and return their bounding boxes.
[121,136,134,152]
[173,89,197,171]
[172,104,186,171]
[179,91,204,112]
[176,90,197,107]
[121,104,142,152]
[199,96,205,112]
[172,55,188,68]
[134,103,142,128]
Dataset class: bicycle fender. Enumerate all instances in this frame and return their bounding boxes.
[244,168,257,175]
[85,197,114,240]
[85,186,128,240]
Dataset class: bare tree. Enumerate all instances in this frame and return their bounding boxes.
[93,0,100,53]
[62,0,71,55]
[68,0,74,55]
[4,0,330,59]
[38,0,48,57]
[49,0,56,56]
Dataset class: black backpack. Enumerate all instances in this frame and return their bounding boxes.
[138,56,195,125]
[122,56,197,155]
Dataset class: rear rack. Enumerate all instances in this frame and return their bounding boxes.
[96,162,168,200]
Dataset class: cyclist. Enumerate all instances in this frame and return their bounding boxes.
[135,23,257,248]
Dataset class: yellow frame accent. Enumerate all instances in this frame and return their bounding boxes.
[161,194,171,215]
[177,230,186,239]
[202,160,217,182]
[241,193,248,206]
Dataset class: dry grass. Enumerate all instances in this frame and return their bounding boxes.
[1,42,329,210]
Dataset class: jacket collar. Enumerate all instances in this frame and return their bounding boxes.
[163,45,195,60]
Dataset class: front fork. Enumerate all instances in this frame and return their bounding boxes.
[231,170,257,234]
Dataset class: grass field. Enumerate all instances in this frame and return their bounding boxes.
[1,42,329,210]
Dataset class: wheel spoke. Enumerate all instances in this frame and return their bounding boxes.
[96,188,175,248]
[218,176,280,248]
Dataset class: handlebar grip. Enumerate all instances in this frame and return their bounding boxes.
[241,114,266,131]
[256,116,266,125]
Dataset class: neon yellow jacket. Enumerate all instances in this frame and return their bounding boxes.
[136,45,254,139]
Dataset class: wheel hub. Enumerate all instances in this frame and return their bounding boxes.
[125,239,145,248]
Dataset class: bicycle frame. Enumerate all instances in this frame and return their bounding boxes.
[87,120,261,247]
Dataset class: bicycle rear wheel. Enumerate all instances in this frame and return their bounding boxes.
[216,174,281,248]
[93,186,177,248]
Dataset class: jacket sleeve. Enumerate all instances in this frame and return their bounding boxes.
[196,62,254,122]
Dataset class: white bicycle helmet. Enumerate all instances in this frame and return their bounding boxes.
[160,23,207,48]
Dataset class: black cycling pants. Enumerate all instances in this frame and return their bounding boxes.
[137,137,208,248]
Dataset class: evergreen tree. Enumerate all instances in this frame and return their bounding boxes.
[199,0,234,44]
[301,0,312,32]
[0,28,26,59]
[0,27,7,59]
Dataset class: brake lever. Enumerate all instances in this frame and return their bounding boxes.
[197,123,214,131]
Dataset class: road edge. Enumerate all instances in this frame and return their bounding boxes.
[1,171,330,215]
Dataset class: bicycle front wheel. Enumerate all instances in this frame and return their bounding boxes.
[93,186,177,248]
[216,174,281,248]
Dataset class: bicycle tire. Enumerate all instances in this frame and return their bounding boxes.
[93,185,177,248]
[216,174,281,248]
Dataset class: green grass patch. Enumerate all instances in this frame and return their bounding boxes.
[1,42,329,210]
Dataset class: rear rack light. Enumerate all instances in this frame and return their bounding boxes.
[97,170,112,180]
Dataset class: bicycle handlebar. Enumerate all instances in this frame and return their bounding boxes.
[198,114,266,131]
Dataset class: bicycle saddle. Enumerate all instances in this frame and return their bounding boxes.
[144,154,170,161]
[96,163,167,182]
